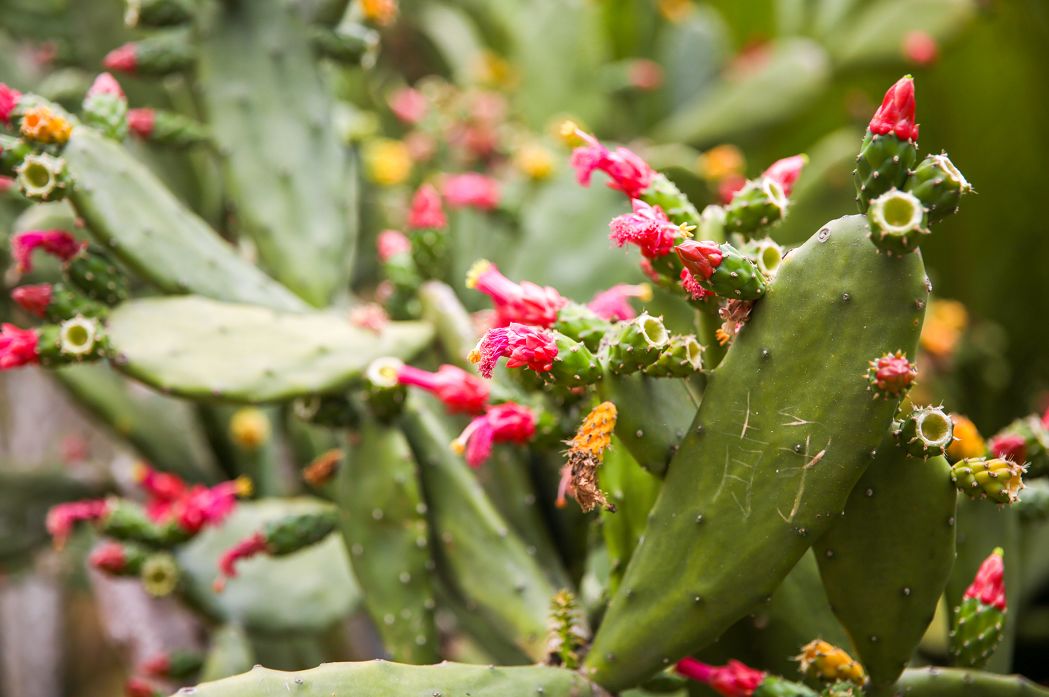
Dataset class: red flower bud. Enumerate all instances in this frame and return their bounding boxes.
[869,76,919,142]
[87,72,124,98]
[676,240,724,280]
[103,43,138,73]
[442,172,501,211]
[763,154,807,198]
[965,548,1006,611]
[90,542,128,574]
[407,184,447,230]
[676,658,765,697]
[376,229,411,262]
[0,323,40,371]
[989,433,1027,464]
[866,351,917,397]
[127,108,156,138]
[0,83,22,124]
[903,31,938,66]
[11,284,53,317]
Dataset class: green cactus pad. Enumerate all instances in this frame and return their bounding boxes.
[198,624,255,683]
[854,131,917,213]
[585,214,928,691]
[335,418,440,663]
[176,660,605,697]
[905,153,973,224]
[197,0,357,306]
[950,594,1005,669]
[894,405,955,459]
[815,445,956,692]
[603,312,670,374]
[600,438,661,594]
[104,295,432,403]
[176,498,359,634]
[894,667,1049,696]
[553,302,612,353]
[63,127,307,311]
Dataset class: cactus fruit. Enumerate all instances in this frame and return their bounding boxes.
[866,189,928,256]
[893,404,955,459]
[16,153,68,202]
[585,214,928,691]
[950,458,1025,504]
[81,73,128,141]
[905,153,973,223]
[676,239,768,300]
[127,108,210,148]
[724,176,789,238]
[218,509,338,583]
[949,548,1007,669]
[604,312,670,374]
[103,30,196,76]
[645,334,704,377]
[988,413,1049,475]
[124,0,196,28]
[854,76,919,212]
[866,351,917,399]
[794,640,866,685]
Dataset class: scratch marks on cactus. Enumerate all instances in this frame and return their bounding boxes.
[713,445,763,519]
[740,391,753,439]
[778,436,830,524]
[779,408,817,427]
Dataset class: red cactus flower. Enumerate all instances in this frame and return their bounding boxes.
[676,657,766,697]
[218,532,267,579]
[676,240,724,281]
[989,433,1027,465]
[869,76,919,142]
[388,87,427,125]
[867,351,917,397]
[175,478,250,534]
[569,127,654,200]
[396,364,490,414]
[87,72,124,98]
[46,499,110,547]
[442,172,501,211]
[134,463,188,514]
[679,267,711,300]
[376,229,411,262]
[588,283,651,321]
[763,154,807,198]
[11,229,84,274]
[90,542,128,574]
[609,199,684,258]
[468,323,559,379]
[407,184,447,230]
[0,83,22,124]
[103,43,138,73]
[0,323,40,371]
[127,108,156,138]
[1042,405,1049,430]
[965,548,1006,611]
[719,174,747,204]
[11,284,53,317]
[142,653,172,678]
[452,402,536,467]
[125,677,160,697]
[466,260,566,327]
[903,31,938,66]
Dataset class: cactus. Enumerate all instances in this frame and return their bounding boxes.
[854,76,919,212]
[949,548,1007,669]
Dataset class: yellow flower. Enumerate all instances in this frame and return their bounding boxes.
[20,105,72,145]
[697,144,745,182]
[515,143,555,180]
[947,413,986,461]
[363,138,412,186]
[229,407,271,450]
[920,298,969,359]
[360,0,397,26]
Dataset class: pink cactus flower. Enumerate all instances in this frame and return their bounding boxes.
[218,532,267,579]
[676,240,724,281]
[679,267,711,300]
[868,351,917,396]
[103,43,138,73]
[0,83,22,124]
[0,323,40,371]
[452,402,536,467]
[388,87,427,125]
[466,260,566,327]
[11,229,84,274]
[395,364,490,414]
[869,76,919,142]
[588,284,651,321]
[965,548,1006,611]
[468,324,559,379]
[127,108,156,138]
[609,199,683,258]
[46,499,110,547]
[376,229,412,262]
[407,184,447,230]
[442,173,501,211]
[989,433,1027,465]
[90,542,128,574]
[676,657,766,697]
[87,72,124,98]
[569,128,654,200]
[11,284,53,317]
[763,154,807,198]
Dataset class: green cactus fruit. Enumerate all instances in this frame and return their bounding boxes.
[104,295,432,403]
[104,30,196,76]
[894,405,955,459]
[866,189,928,256]
[364,358,409,422]
[896,667,1049,696]
[127,108,211,149]
[854,132,918,213]
[198,624,255,683]
[603,312,670,374]
[905,153,973,224]
[584,214,928,692]
[598,373,696,477]
[949,548,1006,669]
[814,442,956,694]
[176,499,359,634]
[335,417,439,663]
[64,245,129,305]
[547,331,603,387]
[259,509,338,557]
[950,458,1025,505]
[310,24,380,67]
[676,239,768,300]
[124,0,195,28]
[196,0,357,306]
[177,661,604,697]
[400,400,561,661]
[63,127,307,311]
[92,540,151,576]
[644,334,704,378]
[639,172,703,230]
[101,498,189,548]
[16,153,68,202]
[744,237,786,279]
[21,283,107,323]
[0,134,31,176]
[553,302,613,353]
[821,682,862,697]
[724,176,789,238]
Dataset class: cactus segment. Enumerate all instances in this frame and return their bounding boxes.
[866,189,928,256]
[124,0,195,28]
[854,77,919,212]
[638,171,703,229]
[905,153,972,224]
[600,438,660,593]
[196,0,357,306]
[104,30,196,75]
[0,134,30,176]
[552,302,613,352]
[335,418,439,663]
[895,667,1049,696]
[105,295,433,403]
[175,660,605,697]
[949,548,1006,669]
[127,108,211,149]
[310,24,380,67]
[584,215,928,691]
[16,153,68,202]
[645,334,704,378]
[814,444,956,692]
[676,240,768,300]
[724,177,789,239]
[603,312,670,374]
[63,127,307,311]
[894,404,954,459]
[65,245,129,305]
[400,400,560,661]
[950,458,1025,505]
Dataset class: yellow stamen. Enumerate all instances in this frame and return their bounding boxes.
[465,259,492,290]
